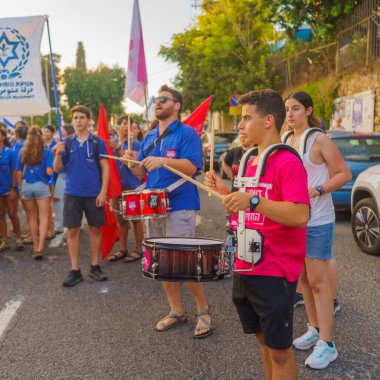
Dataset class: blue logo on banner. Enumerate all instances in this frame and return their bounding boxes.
[0,28,30,80]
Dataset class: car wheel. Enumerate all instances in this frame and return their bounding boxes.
[351,197,380,256]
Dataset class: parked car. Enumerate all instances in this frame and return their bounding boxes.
[218,135,241,178]
[202,131,237,171]
[329,132,380,210]
[351,164,380,256]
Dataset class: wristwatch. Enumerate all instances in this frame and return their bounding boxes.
[249,195,260,212]
[315,185,326,196]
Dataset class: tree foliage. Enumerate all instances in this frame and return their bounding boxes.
[159,0,275,112]
[270,0,364,41]
[64,64,125,119]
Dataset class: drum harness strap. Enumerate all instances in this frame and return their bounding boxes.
[136,120,186,193]
[232,143,302,271]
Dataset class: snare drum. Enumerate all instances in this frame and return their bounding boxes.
[141,189,169,218]
[117,189,169,220]
[121,190,142,220]
[142,237,227,282]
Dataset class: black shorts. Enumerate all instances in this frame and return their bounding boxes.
[63,195,105,228]
[232,274,297,350]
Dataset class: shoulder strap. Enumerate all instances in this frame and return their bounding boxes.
[234,144,302,189]
[93,135,99,162]
[281,130,294,144]
[65,137,73,163]
[298,128,325,160]
[145,120,181,157]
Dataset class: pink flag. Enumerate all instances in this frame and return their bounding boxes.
[125,0,148,107]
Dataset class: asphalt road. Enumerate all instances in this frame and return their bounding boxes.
[0,178,379,380]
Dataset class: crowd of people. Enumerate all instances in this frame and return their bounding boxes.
[0,85,351,378]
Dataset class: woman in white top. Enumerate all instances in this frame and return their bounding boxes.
[284,91,351,370]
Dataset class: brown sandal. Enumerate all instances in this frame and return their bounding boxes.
[153,312,188,332]
[33,251,43,260]
[108,250,128,262]
[124,251,143,263]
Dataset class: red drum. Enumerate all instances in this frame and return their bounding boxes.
[121,190,142,220]
[141,189,169,218]
[119,189,169,220]
[142,237,227,282]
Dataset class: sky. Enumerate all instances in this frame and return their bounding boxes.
[1,0,200,112]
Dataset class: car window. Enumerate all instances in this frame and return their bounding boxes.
[334,138,380,162]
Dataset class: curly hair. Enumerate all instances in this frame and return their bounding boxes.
[21,126,45,166]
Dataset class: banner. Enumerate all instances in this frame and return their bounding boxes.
[183,96,213,136]
[125,0,148,107]
[0,16,50,116]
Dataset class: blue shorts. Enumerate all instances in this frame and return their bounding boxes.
[306,222,335,260]
[22,181,51,200]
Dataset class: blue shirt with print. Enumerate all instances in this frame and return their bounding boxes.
[114,139,141,190]
[17,148,54,185]
[137,120,202,212]
[0,146,14,195]
[61,133,107,197]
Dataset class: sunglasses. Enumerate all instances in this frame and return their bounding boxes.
[153,96,176,104]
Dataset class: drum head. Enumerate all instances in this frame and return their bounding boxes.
[144,237,223,251]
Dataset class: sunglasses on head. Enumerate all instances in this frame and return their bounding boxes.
[153,96,176,104]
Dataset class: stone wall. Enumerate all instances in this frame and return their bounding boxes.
[338,69,380,132]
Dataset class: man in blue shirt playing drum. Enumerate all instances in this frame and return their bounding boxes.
[124,85,212,339]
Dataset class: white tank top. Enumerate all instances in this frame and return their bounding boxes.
[304,133,335,226]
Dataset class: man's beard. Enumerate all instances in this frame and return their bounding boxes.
[155,108,174,120]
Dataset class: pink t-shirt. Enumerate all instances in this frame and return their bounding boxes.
[235,150,310,282]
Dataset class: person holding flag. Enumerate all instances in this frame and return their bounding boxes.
[53,105,110,287]
[106,115,144,263]
[124,85,212,339]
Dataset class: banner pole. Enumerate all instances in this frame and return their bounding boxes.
[144,84,149,127]
[45,16,62,140]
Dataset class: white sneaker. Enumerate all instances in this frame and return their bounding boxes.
[293,325,320,350]
[305,340,338,369]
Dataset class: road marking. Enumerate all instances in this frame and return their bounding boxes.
[0,297,24,339]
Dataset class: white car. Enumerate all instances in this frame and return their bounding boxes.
[351,165,380,255]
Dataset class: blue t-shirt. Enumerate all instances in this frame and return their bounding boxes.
[61,133,107,197]
[12,139,25,169]
[46,140,57,184]
[0,146,14,195]
[137,121,202,212]
[17,148,54,185]
[114,139,141,190]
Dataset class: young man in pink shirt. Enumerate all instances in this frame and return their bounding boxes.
[205,89,310,380]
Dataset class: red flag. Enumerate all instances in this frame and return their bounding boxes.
[183,96,213,136]
[96,104,122,259]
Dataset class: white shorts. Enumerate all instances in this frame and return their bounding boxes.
[145,210,196,238]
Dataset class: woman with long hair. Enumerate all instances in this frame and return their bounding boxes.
[284,91,351,369]
[16,126,54,259]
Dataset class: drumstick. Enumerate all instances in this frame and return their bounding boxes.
[127,115,131,168]
[100,154,141,166]
[100,154,224,200]
[208,118,215,197]
[162,163,224,200]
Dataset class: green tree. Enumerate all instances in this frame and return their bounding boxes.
[64,64,125,118]
[159,0,275,112]
[270,0,364,41]
[76,41,87,72]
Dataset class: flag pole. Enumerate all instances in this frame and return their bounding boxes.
[45,16,62,140]
[144,84,149,128]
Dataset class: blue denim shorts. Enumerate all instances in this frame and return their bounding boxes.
[22,181,51,200]
[306,222,335,260]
